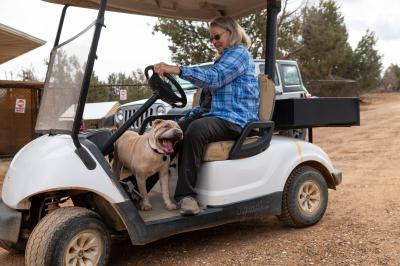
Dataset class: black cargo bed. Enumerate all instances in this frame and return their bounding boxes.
[273,97,360,130]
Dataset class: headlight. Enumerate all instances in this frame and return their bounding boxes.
[156,105,166,115]
[116,109,124,122]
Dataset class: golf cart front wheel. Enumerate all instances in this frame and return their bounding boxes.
[279,166,328,227]
[25,206,111,266]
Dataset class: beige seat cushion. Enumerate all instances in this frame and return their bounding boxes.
[203,74,276,161]
[203,137,259,161]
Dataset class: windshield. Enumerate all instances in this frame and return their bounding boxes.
[35,20,96,133]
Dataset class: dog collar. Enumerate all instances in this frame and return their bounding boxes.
[148,139,169,161]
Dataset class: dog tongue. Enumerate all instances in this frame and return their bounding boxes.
[162,140,174,154]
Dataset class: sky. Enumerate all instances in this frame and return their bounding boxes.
[0,0,400,81]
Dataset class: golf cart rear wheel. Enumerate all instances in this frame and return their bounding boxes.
[279,166,328,227]
[0,239,26,254]
[25,207,111,266]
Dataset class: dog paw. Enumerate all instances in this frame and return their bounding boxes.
[141,202,153,211]
[166,202,177,210]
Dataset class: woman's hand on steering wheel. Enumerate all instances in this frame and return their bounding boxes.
[145,65,187,108]
[153,62,181,76]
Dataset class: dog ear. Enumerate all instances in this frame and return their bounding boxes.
[153,119,163,125]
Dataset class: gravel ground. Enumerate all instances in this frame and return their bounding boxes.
[1,92,400,265]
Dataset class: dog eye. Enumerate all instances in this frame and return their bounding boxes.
[164,124,171,129]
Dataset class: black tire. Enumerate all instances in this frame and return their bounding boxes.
[25,207,111,266]
[0,239,26,254]
[278,166,328,227]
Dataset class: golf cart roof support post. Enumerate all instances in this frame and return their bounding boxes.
[101,93,160,155]
[265,2,281,82]
[71,0,108,150]
[54,5,69,47]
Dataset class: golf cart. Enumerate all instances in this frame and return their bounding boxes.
[0,0,359,265]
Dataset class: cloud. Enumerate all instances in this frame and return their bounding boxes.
[373,18,400,41]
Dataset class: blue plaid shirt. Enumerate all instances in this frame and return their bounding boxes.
[180,44,260,128]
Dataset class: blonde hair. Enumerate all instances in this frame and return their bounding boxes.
[210,16,251,49]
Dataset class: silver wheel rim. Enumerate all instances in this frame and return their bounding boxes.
[64,229,103,266]
[297,180,321,216]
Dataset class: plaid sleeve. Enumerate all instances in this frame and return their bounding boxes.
[180,45,249,92]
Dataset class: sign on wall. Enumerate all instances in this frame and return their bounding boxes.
[15,98,26,113]
[119,88,127,101]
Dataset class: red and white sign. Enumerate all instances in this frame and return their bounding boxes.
[15,98,26,113]
[119,88,127,101]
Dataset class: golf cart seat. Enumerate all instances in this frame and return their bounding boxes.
[202,74,275,161]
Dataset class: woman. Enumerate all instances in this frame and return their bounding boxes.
[154,16,259,215]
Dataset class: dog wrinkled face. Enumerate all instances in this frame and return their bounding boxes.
[151,119,183,154]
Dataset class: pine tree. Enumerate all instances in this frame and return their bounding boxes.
[152,0,303,65]
[351,30,382,90]
[153,19,214,65]
[88,69,151,103]
[382,64,400,90]
[297,0,349,81]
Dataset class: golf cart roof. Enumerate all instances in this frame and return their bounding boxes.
[43,0,281,21]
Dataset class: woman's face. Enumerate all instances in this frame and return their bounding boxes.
[209,26,231,55]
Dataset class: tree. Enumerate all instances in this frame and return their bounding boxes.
[153,0,304,65]
[277,1,302,59]
[17,66,39,81]
[87,72,108,102]
[382,64,400,91]
[88,69,152,103]
[351,30,382,90]
[331,42,354,79]
[153,20,214,65]
[297,0,349,80]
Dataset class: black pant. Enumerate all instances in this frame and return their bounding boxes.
[174,116,242,201]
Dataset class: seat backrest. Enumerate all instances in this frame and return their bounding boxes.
[258,74,276,121]
[192,88,202,108]
[203,75,276,162]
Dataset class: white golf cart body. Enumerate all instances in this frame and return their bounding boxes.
[0,1,357,261]
[3,132,335,209]
[3,135,127,209]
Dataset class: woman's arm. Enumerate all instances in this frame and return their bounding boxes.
[181,45,249,92]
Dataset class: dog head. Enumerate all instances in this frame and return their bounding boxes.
[148,119,183,155]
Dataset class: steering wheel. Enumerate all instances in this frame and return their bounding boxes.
[144,65,187,108]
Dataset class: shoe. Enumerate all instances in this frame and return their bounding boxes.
[179,196,200,216]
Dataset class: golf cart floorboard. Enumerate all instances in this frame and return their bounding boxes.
[138,191,181,222]
[139,191,222,223]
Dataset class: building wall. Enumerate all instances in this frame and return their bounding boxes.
[0,84,42,157]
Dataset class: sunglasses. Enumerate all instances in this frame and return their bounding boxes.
[210,31,226,42]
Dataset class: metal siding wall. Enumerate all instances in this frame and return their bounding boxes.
[0,88,12,156]
[0,88,39,157]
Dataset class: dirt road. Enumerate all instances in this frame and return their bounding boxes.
[1,92,400,265]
